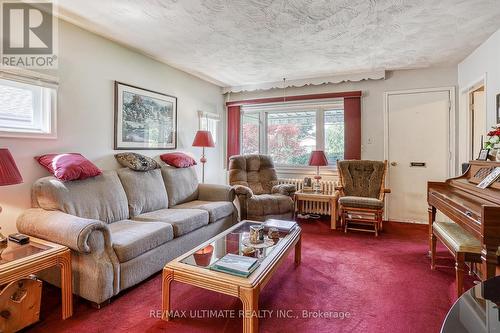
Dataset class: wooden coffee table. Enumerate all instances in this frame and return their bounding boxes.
[162,220,301,333]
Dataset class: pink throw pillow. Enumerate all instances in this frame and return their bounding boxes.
[35,153,102,181]
[160,152,197,168]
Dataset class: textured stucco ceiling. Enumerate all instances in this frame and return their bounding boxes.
[57,0,500,87]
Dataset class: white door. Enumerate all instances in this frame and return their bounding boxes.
[386,89,451,223]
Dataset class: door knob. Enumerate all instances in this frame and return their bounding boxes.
[390,162,397,166]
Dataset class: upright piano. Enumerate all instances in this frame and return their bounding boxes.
[428,161,500,280]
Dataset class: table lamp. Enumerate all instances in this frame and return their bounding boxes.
[0,148,23,246]
[308,150,328,193]
[192,130,215,183]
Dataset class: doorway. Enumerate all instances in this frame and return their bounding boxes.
[469,85,486,160]
[384,87,455,223]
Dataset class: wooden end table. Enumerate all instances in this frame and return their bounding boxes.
[294,190,339,229]
[0,237,73,319]
[162,220,301,333]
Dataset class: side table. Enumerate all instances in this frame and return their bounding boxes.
[0,237,73,319]
[294,191,339,229]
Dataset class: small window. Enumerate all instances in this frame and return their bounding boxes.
[0,77,56,138]
[198,111,219,143]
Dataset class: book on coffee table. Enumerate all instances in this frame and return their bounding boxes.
[210,253,260,277]
[263,219,298,233]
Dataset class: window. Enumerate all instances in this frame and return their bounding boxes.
[324,110,344,164]
[241,112,259,155]
[198,111,219,143]
[267,111,316,165]
[0,76,57,138]
[241,100,344,167]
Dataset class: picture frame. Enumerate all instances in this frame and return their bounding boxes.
[477,148,490,161]
[114,81,177,150]
[497,93,500,124]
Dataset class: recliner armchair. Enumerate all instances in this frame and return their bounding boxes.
[228,154,296,221]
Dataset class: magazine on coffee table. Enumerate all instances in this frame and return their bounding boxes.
[263,219,297,233]
[210,253,260,277]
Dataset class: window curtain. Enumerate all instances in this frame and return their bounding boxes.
[344,96,361,159]
[226,105,241,162]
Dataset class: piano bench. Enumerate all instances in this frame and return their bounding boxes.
[431,221,482,297]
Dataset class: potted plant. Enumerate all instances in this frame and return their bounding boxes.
[484,124,500,160]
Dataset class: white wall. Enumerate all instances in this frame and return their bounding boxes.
[458,28,500,164]
[228,67,458,176]
[0,20,225,235]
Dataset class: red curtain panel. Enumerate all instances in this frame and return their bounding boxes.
[226,105,241,162]
[344,96,361,160]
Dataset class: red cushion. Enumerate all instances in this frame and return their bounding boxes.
[35,153,102,181]
[160,152,197,168]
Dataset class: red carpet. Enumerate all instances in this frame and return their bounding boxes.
[25,220,475,333]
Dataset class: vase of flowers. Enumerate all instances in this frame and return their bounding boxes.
[484,124,500,161]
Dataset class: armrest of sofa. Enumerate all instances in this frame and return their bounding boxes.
[198,183,235,202]
[16,208,112,254]
[272,184,296,197]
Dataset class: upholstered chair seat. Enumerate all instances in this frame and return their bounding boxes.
[229,154,296,221]
[338,196,384,210]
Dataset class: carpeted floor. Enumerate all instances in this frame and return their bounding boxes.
[24,219,475,333]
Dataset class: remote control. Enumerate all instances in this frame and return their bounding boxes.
[8,233,30,245]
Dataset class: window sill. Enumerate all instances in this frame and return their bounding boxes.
[0,129,57,139]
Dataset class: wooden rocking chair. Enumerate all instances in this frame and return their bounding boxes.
[336,160,390,236]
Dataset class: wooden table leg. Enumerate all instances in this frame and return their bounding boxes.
[428,205,436,256]
[295,235,301,266]
[58,250,73,319]
[456,252,465,296]
[162,268,174,321]
[330,197,336,229]
[240,287,259,333]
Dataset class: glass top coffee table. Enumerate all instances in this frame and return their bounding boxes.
[162,220,302,333]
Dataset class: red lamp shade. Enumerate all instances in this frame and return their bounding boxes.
[192,130,215,148]
[0,148,22,186]
[308,150,328,167]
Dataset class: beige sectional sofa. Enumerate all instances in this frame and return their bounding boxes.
[16,166,237,305]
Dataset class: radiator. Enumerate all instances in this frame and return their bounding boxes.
[278,178,338,215]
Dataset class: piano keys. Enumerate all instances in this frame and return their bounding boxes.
[428,160,500,280]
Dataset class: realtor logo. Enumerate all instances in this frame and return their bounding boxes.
[1,0,58,68]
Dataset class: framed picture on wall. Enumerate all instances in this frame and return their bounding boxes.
[114,81,177,150]
[497,93,500,124]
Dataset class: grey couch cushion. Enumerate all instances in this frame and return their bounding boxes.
[173,200,234,223]
[133,208,208,237]
[161,166,199,207]
[339,196,384,209]
[109,220,173,262]
[117,168,169,217]
[247,194,294,217]
[32,171,129,223]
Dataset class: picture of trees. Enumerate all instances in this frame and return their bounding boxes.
[114,81,177,149]
[121,92,174,144]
